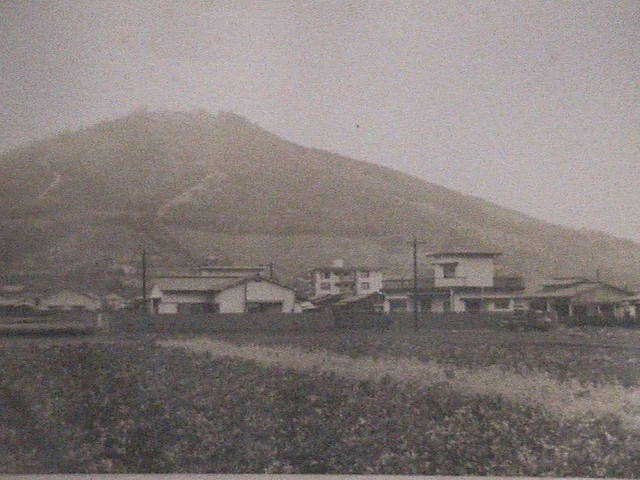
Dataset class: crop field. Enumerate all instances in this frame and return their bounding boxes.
[1,325,639,475]
[217,326,640,387]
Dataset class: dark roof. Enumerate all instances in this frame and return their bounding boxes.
[334,292,384,306]
[524,281,635,299]
[425,251,501,258]
[153,277,239,293]
[197,265,267,271]
[310,293,345,306]
[311,266,379,274]
[152,275,294,294]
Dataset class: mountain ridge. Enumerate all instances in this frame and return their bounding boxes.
[1,109,638,292]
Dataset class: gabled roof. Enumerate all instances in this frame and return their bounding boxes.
[541,277,594,290]
[425,251,501,258]
[152,275,295,294]
[524,281,635,299]
[310,293,345,306]
[153,276,241,293]
[0,294,35,307]
[334,292,384,306]
[197,265,267,271]
[40,290,102,305]
[311,266,379,275]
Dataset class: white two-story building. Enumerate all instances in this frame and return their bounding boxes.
[382,251,526,313]
[311,259,383,299]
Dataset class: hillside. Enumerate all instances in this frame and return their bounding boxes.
[1,109,639,291]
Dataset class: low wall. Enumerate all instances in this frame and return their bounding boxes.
[107,310,526,335]
[334,312,523,331]
[0,311,100,325]
[561,315,640,328]
[108,310,338,334]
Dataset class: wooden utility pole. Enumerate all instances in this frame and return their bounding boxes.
[411,237,431,331]
[413,237,419,331]
[142,248,147,310]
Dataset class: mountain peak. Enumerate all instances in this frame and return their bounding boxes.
[1,110,639,291]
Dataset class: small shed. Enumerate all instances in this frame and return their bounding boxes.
[39,290,102,312]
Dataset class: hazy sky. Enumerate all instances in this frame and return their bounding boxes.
[1,1,639,241]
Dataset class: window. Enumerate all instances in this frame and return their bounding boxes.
[420,298,432,312]
[389,299,407,312]
[464,299,483,312]
[494,299,510,310]
[323,272,331,279]
[320,282,331,290]
[360,282,370,290]
[442,263,457,278]
[360,271,370,278]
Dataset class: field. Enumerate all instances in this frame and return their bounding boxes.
[217,326,640,387]
[1,324,640,475]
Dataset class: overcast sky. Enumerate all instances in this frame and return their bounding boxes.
[1,0,638,241]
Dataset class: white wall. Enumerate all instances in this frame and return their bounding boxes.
[355,271,383,295]
[215,280,296,313]
[214,286,245,313]
[158,302,178,314]
[313,271,342,297]
[153,291,215,314]
[314,269,383,298]
[431,256,495,288]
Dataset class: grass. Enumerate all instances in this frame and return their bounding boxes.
[2,339,640,475]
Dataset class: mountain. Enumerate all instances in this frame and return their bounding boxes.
[1,109,639,292]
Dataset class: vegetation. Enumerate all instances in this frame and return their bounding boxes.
[1,339,640,475]
[218,326,640,387]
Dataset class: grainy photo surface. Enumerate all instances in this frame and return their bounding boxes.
[0,0,639,476]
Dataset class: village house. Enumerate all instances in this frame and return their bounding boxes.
[149,275,296,314]
[39,290,102,312]
[524,277,635,318]
[311,259,383,299]
[196,261,273,279]
[616,294,640,319]
[0,284,37,316]
[0,293,37,316]
[104,293,128,311]
[382,251,526,313]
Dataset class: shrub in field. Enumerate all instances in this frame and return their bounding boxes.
[1,341,640,475]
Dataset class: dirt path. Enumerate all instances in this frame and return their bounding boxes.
[160,337,640,430]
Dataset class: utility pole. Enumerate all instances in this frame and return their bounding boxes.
[142,248,147,312]
[413,236,419,331]
[411,237,431,331]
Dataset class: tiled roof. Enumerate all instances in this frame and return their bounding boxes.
[153,276,241,292]
[424,251,501,258]
[0,294,35,306]
[153,275,295,294]
[524,281,634,299]
[334,293,384,305]
[311,266,378,274]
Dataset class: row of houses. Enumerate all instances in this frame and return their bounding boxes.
[143,251,639,319]
[308,253,638,318]
[0,287,128,315]
[2,250,638,319]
